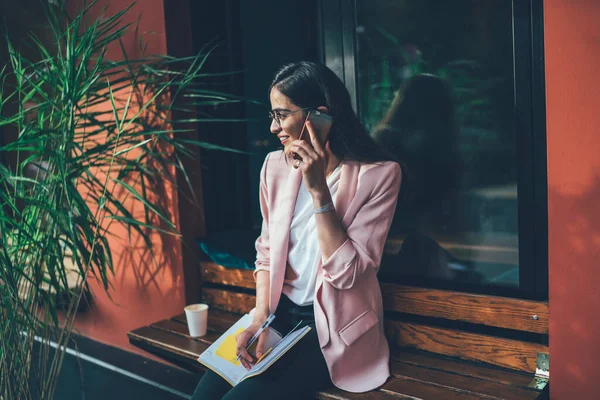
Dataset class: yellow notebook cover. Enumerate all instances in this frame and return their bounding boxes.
[214,328,245,366]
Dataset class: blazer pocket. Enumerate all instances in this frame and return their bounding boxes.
[338,308,379,346]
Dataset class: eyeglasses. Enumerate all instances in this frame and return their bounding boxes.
[268,106,314,127]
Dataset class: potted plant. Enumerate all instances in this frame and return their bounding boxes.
[0,2,239,398]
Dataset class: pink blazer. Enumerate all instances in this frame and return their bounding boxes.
[254,150,402,393]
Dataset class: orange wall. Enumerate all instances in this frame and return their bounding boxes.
[545,0,600,398]
[68,0,187,359]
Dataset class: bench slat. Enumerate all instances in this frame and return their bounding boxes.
[201,261,255,289]
[316,387,414,399]
[380,376,488,400]
[150,318,190,336]
[128,326,206,361]
[202,287,254,314]
[381,283,548,334]
[391,349,533,390]
[150,319,224,346]
[386,321,547,373]
[390,360,539,400]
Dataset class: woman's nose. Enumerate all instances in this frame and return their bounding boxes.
[270,118,281,134]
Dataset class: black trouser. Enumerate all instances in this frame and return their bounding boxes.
[190,295,332,400]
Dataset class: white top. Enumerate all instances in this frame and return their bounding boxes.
[283,163,343,306]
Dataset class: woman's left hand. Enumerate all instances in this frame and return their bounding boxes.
[290,120,329,195]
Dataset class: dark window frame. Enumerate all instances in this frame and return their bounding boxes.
[320,0,548,300]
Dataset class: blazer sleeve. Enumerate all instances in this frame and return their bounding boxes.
[254,154,271,280]
[321,162,402,290]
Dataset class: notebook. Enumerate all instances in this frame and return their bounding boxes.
[197,313,311,386]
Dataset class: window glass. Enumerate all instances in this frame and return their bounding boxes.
[356,0,519,287]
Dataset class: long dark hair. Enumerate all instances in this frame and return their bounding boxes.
[270,61,394,164]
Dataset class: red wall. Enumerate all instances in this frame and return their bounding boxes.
[68,0,187,359]
[545,1,600,398]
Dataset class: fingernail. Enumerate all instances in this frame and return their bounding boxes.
[256,352,262,358]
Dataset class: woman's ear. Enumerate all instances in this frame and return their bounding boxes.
[316,106,330,116]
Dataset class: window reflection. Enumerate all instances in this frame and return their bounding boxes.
[356,0,519,287]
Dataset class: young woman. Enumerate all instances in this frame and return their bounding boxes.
[191,61,401,399]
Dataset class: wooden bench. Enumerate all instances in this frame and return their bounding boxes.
[129,261,549,399]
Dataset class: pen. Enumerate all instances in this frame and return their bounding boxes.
[235,314,276,364]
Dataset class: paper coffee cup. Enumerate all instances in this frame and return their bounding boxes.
[184,303,209,337]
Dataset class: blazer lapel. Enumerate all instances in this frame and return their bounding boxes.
[269,165,302,313]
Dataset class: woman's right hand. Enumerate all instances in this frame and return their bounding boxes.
[235,314,270,370]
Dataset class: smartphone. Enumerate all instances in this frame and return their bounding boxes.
[307,110,333,144]
[292,110,333,161]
